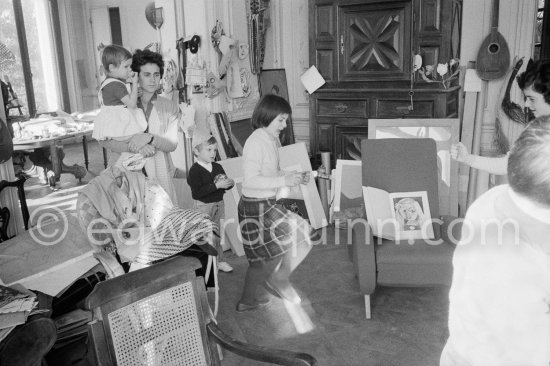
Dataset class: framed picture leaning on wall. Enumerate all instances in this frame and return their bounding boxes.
[259,69,295,146]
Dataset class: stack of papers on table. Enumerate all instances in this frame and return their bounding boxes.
[0,284,39,342]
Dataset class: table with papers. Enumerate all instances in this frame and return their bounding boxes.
[0,283,57,365]
[0,284,39,342]
[0,212,98,297]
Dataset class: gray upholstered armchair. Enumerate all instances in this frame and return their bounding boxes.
[350,138,461,319]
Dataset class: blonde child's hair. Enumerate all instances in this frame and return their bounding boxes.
[101,44,132,72]
[193,137,218,157]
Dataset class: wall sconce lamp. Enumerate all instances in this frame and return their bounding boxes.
[145,3,164,30]
[153,7,164,29]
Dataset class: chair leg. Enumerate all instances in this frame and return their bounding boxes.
[217,344,224,361]
[364,294,371,319]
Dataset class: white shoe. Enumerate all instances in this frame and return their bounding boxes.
[217,261,233,273]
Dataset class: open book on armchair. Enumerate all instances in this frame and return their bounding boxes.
[363,187,434,241]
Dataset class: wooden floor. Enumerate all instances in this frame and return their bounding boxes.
[217,231,450,366]
[25,141,450,366]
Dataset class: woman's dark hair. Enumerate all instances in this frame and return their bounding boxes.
[250,94,292,130]
[131,49,164,78]
[508,115,550,206]
[516,60,550,105]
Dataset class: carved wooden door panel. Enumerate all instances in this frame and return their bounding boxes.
[335,126,368,160]
[338,1,412,81]
[310,2,338,82]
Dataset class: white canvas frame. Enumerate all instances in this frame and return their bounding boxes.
[278,143,327,229]
[333,160,362,212]
[218,156,245,256]
[229,176,244,208]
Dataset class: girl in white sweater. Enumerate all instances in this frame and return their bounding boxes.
[235,94,314,312]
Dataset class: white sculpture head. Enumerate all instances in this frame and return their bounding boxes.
[238,43,249,60]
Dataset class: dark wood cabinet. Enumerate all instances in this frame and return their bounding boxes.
[338,1,413,81]
[309,0,462,160]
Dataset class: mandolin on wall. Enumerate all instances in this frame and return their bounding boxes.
[476,0,510,80]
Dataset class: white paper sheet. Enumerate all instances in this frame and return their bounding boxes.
[464,69,482,92]
[17,255,99,296]
[300,66,326,94]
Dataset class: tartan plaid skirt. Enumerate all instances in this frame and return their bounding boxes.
[238,195,313,262]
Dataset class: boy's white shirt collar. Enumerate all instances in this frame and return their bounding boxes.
[197,159,213,172]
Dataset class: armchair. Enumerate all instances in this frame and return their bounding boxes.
[85,256,317,365]
[351,138,461,319]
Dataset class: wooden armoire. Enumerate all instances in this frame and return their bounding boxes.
[308,0,462,161]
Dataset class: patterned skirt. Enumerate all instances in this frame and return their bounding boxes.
[238,195,313,262]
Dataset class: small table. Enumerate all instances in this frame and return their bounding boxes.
[0,212,98,296]
[13,125,105,186]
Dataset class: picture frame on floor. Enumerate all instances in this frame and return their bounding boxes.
[217,157,245,256]
[332,160,364,227]
[278,143,326,228]
[259,69,289,100]
[258,69,295,146]
[333,160,363,213]
[229,176,244,206]
[368,119,459,216]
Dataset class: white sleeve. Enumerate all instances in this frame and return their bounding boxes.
[151,114,178,153]
[242,137,286,190]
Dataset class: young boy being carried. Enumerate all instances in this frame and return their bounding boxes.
[187,128,235,272]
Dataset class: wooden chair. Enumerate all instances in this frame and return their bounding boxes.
[84,256,317,365]
[350,138,461,319]
[3,76,23,116]
[0,176,30,242]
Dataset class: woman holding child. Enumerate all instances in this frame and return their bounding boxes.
[98,47,180,202]
[79,47,213,274]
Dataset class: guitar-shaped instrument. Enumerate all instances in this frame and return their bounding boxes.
[476,0,510,80]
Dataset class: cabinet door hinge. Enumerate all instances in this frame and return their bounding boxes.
[340,35,344,55]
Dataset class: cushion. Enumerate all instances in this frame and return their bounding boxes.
[375,238,455,286]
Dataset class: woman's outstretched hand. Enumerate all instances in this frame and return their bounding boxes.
[129,133,152,152]
[450,142,471,163]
